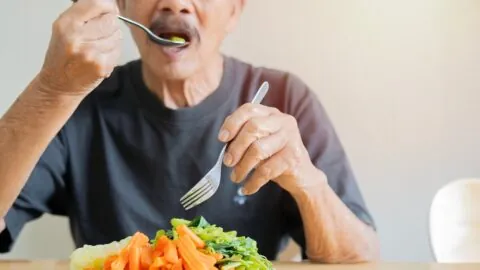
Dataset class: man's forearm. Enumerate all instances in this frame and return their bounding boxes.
[292,168,379,263]
[0,75,83,219]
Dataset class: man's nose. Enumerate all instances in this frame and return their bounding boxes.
[157,0,193,15]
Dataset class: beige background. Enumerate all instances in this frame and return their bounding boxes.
[1,0,480,262]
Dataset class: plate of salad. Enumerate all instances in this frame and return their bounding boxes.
[69,216,274,270]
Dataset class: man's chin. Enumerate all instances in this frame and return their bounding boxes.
[156,64,198,81]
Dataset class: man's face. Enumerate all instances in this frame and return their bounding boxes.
[117,0,244,80]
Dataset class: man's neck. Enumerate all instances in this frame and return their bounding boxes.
[141,55,224,109]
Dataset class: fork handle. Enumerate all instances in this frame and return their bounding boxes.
[250,82,270,104]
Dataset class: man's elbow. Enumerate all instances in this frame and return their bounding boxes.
[343,232,381,263]
[339,225,381,263]
[308,250,379,264]
[308,233,380,264]
[361,228,381,262]
[347,242,381,264]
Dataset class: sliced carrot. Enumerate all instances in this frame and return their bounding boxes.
[110,255,128,270]
[199,249,222,262]
[149,257,167,270]
[91,228,222,270]
[140,245,154,269]
[128,232,150,249]
[103,254,118,270]
[182,259,191,270]
[176,235,208,270]
[155,236,170,252]
[152,249,163,258]
[107,231,152,270]
[196,251,216,266]
[164,239,179,264]
[128,246,141,270]
[171,259,183,270]
[176,224,205,248]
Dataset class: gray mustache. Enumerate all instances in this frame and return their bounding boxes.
[149,17,200,42]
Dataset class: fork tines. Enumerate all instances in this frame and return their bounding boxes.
[180,177,215,210]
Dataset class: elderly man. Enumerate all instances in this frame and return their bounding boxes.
[0,0,378,263]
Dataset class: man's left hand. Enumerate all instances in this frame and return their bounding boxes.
[218,103,322,196]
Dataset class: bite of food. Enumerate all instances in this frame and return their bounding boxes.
[164,35,187,44]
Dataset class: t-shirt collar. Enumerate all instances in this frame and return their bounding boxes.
[130,55,237,125]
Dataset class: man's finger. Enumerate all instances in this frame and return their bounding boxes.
[231,130,288,183]
[218,104,277,143]
[224,115,285,167]
[99,45,122,77]
[242,148,290,195]
[81,13,119,41]
[69,0,118,24]
[81,28,122,53]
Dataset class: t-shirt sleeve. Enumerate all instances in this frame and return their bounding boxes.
[0,132,68,253]
[276,73,376,256]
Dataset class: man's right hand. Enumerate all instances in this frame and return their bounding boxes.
[0,0,123,227]
[38,0,122,97]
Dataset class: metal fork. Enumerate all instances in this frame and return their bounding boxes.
[180,81,270,210]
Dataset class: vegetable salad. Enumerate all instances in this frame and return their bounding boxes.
[70,216,273,270]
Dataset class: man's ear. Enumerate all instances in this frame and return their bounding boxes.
[225,0,246,33]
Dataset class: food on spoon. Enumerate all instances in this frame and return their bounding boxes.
[169,36,186,43]
[69,216,273,270]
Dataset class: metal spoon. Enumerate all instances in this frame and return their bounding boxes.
[116,15,187,47]
[71,0,187,47]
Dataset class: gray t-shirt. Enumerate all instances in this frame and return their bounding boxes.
[0,56,375,259]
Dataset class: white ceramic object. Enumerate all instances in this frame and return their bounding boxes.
[429,178,480,262]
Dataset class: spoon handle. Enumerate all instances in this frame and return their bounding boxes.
[117,15,144,30]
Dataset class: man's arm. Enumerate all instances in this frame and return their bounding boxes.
[218,102,380,262]
[292,168,379,263]
[0,79,82,220]
[0,0,120,222]
[218,73,379,263]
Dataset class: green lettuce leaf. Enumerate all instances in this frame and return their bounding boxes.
[151,216,273,270]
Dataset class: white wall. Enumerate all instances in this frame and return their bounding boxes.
[1,0,480,262]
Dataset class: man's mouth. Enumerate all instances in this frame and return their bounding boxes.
[151,24,195,49]
[149,17,198,54]
[157,32,191,45]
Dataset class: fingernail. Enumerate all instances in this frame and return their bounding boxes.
[230,170,237,182]
[241,187,250,196]
[223,152,233,166]
[218,130,229,142]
